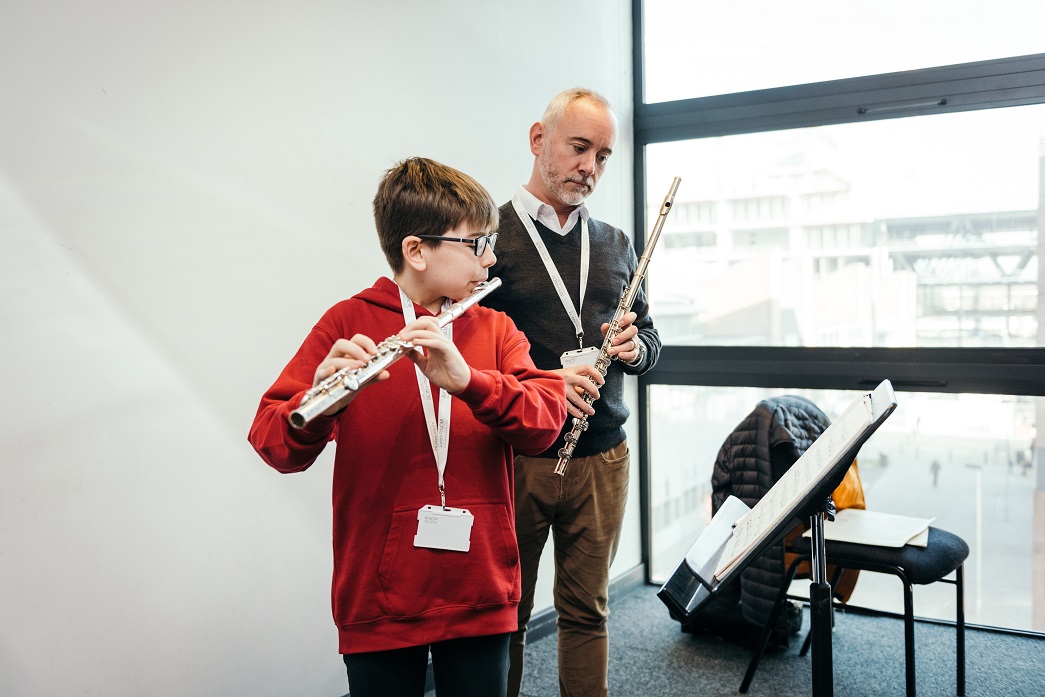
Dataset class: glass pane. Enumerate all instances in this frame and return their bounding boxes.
[644,105,1045,347]
[648,385,1042,631]
[643,0,1045,102]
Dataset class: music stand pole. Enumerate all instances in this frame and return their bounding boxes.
[809,500,834,697]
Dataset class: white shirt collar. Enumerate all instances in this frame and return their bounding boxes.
[515,185,588,236]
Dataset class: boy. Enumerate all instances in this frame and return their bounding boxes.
[248,157,566,697]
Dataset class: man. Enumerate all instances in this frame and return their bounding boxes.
[484,88,661,697]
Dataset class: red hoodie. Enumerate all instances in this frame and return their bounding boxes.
[248,277,566,654]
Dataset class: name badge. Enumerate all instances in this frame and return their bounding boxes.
[414,505,474,552]
[561,346,599,368]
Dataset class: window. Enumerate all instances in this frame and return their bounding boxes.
[648,385,1038,630]
[635,1,1045,634]
[643,106,1045,348]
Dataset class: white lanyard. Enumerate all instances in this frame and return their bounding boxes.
[399,287,453,508]
[511,193,590,349]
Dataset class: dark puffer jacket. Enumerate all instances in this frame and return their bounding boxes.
[709,395,833,641]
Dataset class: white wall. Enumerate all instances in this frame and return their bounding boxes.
[0,2,636,696]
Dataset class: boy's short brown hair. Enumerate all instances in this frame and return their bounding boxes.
[373,157,499,273]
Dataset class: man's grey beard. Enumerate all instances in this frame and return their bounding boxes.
[539,157,590,207]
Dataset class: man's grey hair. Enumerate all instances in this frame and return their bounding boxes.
[541,87,618,130]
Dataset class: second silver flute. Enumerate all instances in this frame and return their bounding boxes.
[289,277,502,429]
[554,177,681,475]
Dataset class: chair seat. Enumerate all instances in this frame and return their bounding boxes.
[791,526,969,585]
[743,525,969,696]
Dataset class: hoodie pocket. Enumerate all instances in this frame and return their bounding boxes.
[376,498,519,615]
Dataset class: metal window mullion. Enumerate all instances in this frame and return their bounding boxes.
[636,53,1045,143]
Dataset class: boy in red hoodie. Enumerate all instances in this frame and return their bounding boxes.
[248,157,566,697]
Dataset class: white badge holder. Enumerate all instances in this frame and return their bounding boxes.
[561,346,599,368]
[414,505,474,552]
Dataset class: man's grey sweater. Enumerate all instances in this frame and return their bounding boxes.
[484,202,661,459]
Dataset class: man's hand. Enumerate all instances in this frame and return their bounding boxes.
[603,310,641,363]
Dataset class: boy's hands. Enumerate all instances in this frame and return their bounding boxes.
[399,316,471,394]
[553,366,604,419]
[305,315,470,424]
[312,335,389,416]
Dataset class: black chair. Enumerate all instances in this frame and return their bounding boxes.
[741,524,969,696]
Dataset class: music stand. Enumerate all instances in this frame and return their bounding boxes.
[658,380,898,697]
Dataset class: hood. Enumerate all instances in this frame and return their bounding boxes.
[354,276,438,317]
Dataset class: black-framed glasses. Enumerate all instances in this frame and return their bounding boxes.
[416,232,498,257]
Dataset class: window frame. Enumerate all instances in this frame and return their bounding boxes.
[630,1,1045,604]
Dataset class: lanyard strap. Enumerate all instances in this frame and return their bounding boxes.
[511,194,589,349]
[398,287,453,508]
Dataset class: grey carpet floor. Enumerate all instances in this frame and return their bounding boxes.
[512,585,1045,697]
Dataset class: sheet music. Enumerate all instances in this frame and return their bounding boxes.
[714,393,876,580]
[803,508,934,548]
[684,495,750,574]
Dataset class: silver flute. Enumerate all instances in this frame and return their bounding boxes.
[554,177,681,475]
[289,277,502,429]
